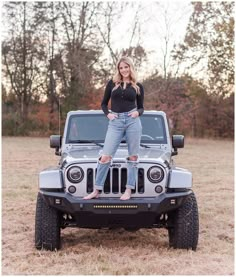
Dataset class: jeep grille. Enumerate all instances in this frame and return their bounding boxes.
[86,168,145,194]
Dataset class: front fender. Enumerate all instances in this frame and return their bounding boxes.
[39,167,63,189]
[168,167,192,188]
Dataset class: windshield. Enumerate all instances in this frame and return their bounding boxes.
[66,114,167,144]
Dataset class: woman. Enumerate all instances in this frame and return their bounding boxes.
[84,56,144,200]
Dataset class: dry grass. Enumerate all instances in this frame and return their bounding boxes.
[2,137,234,275]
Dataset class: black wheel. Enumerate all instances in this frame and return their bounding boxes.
[168,193,199,250]
[35,192,61,251]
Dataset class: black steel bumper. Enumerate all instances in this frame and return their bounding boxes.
[40,190,192,215]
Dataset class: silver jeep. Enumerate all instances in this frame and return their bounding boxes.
[35,110,199,251]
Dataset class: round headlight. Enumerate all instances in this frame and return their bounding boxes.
[147,166,164,183]
[67,166,84,183]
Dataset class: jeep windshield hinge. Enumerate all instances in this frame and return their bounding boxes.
[171,148,178,156]
[55,147,61,156]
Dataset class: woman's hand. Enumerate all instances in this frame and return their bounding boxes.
[107,113,118,120]
[128,111,139,118]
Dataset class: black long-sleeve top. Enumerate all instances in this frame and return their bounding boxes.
[101,79,144,116]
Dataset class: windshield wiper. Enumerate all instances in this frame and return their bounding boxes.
[140,143,151,148]
[68,140,103,147]
[69,140,150,148]
[121,139,150,149]
[122,139,150,149]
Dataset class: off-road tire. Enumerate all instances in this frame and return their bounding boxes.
[35,192,61,251]
[168,192,199,250]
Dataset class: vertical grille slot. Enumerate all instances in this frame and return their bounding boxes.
[104,169,110,193]
[138,168,144,193]
[112,168,119,193]
[87,168,94,193]
[121,168,127,193]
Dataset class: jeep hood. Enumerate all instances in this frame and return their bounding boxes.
[62,146,171,165]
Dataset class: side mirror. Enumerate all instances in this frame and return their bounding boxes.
[171,135,184,156]
[50,135,62,156]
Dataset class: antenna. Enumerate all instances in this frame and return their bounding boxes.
[58,95,60,136]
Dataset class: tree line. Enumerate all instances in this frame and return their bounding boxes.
[2,2,234,138]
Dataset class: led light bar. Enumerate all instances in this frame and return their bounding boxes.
[93,205,138,209]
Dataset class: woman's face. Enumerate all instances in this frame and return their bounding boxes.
[119,61,130,80]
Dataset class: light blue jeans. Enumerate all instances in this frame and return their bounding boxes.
[94,109,142,191]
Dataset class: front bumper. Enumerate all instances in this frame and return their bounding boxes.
[40,190,192,214]
[40,190,192,228]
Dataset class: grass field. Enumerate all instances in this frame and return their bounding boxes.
[2,137,234,275]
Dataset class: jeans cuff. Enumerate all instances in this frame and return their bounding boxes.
[126,185,135,189]
[94,185,103,191]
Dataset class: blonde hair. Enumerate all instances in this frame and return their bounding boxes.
[112,56,140,94]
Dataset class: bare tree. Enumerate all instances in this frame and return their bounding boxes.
[55,2,102,113]
[140,2,192,79]
[96,2,124,67]
[33,2,62,131]
[2,2,46,125]
[96,2,146,77]
[173,2,234,96]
